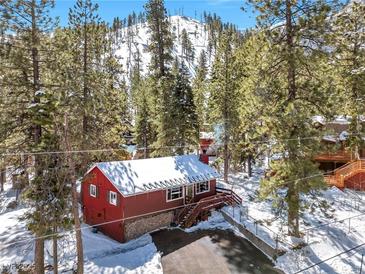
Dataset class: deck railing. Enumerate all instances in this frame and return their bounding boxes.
[216,186,242,204]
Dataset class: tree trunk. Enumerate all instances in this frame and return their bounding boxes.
[287,182,300,237]
[0,168,5,192]
[34,238,45,274]
[285,0,300,237]
[31,1,44,272]
[52,227,58,274]
[82,18,89,148]
[223,132,229,183]
[64,115,84,274]
[247,154,252,178]
[285,0,296,100]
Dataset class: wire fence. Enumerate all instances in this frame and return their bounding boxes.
[223,204,365,273]
[303,213,365,246]
[222,205,296,251]
[293,243,365,274]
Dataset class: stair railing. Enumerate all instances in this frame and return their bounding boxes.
[183,192,241,228]
[175,196,195,224]
[326,160,365,188]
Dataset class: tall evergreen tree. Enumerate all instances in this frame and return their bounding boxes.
[133,77,155,158]
[68,0,102,154]
[0,1,59,272]
[208,30,240,183]
[248,0,339,236]
[144,0,173,78]
[192,50,208,130]
[181,28,194,62]
[144,0,176,155]
[331,1,365,160]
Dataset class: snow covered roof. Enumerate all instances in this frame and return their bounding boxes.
[313,115,365,126]
[90,155,220,196]
[200,132,215,139]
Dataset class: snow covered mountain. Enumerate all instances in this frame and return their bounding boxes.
[115,15,213,80]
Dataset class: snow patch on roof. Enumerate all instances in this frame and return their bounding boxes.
[200,131,215,139]
[93,154,220,196]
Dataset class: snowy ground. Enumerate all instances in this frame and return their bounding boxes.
[219,167,365,274]
[2,167,365,274]
[0,180,162,274]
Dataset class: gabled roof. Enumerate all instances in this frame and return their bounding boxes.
[90,154,220,196]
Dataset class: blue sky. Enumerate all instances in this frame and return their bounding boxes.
[51,0,257,30]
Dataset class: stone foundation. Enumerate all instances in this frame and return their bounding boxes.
[124,211,174,241]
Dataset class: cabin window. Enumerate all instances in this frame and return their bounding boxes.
[196,181,209,194]
[109,191,117,206]
[167,186,183,201]
[89,184,97,197]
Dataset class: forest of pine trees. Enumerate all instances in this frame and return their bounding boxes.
[0,0,364,272]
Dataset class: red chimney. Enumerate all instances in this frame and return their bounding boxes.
[199,148,209,164]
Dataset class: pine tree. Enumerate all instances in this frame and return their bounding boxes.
[331,1,365,160]
[144,0,173,78]
[133,77,155,158]
[0,1,59,272]
[172,59,199,154]
[144,0,176,156]
[208,30,240,183]
[180,28,194,63]
[68,0,102,154]
[192,50,208,130]
[247,0,339,236]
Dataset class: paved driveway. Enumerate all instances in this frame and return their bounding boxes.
[151,229,283,274]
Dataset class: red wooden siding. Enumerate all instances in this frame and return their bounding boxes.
[123,180,216,218]
[82,167,125,242]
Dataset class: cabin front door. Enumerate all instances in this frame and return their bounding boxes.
[185,185,194,204]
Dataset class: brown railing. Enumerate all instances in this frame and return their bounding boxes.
[325,159,365,188]
[216,186,242,205]
[174,196,194,223]
[183,193,235,228]
[176,188,242,228]
[315,150,352,162]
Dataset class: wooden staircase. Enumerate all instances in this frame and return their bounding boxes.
[324,159,365,188]
[175,187,242,228]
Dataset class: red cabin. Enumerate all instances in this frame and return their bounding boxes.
[81,154,240,242]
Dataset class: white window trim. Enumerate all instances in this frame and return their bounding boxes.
[89,184,97,197]
[109,191,117,206]
[196,181,210,194]
[166,186,184,202]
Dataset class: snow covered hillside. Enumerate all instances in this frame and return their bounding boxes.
[116,15,213,79]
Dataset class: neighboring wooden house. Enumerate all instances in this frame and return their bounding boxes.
[82,154,241,242]
[313,116,365,190]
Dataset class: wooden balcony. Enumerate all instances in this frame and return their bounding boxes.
[315,151,353,163]
[175,187,242,228]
